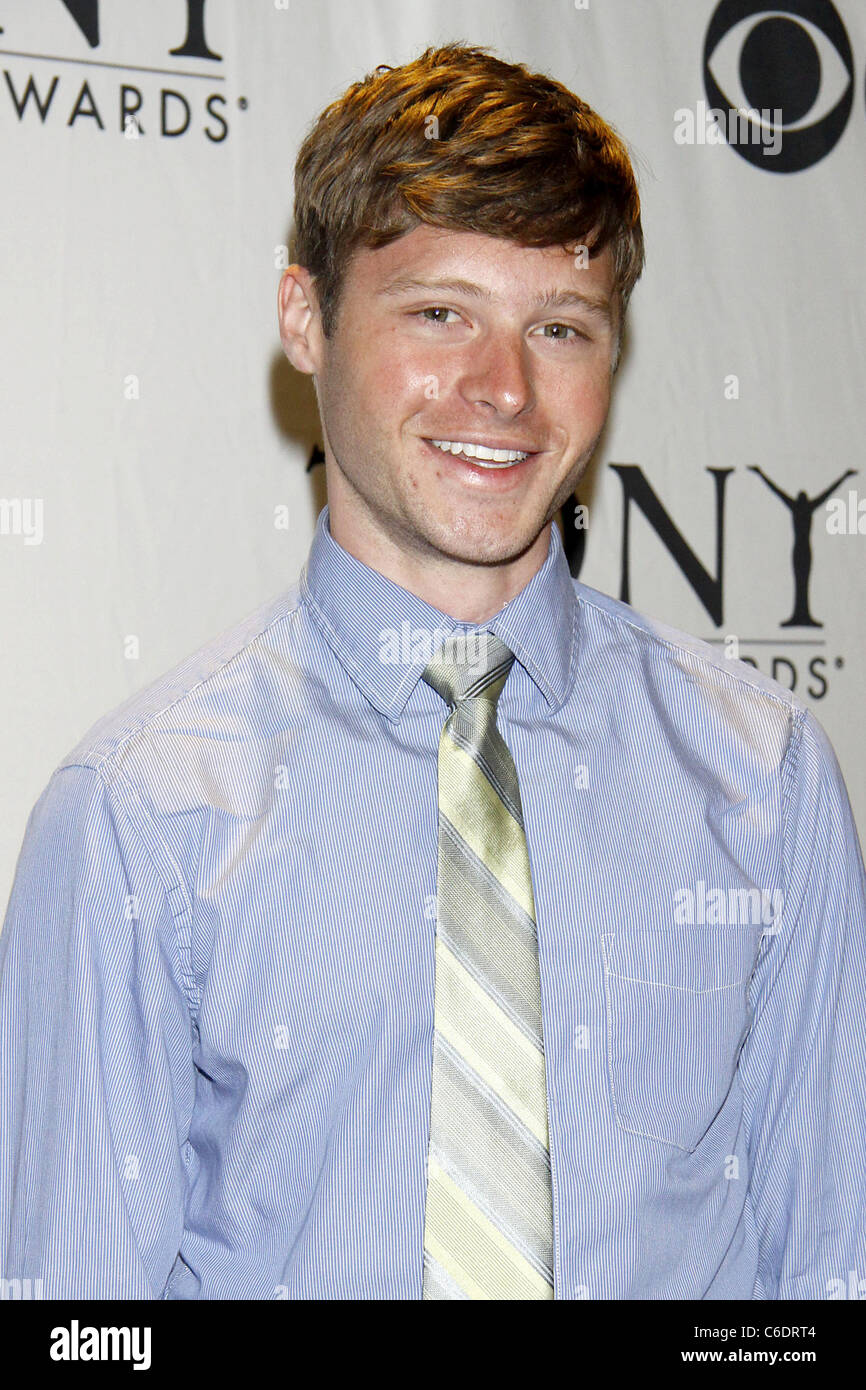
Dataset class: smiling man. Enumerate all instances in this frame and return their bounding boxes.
[280,224,617,621]
[2,42,865,1303]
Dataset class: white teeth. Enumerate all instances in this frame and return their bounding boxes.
[430,439,529,467]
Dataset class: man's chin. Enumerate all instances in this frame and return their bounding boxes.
[412,508,547,569]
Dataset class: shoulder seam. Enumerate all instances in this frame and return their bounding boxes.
[81,597,302,776]
[89,761,201,1026]
[775,705,807,941]
[573,588,798,716]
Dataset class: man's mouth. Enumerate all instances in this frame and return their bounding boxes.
[425,438,536,470]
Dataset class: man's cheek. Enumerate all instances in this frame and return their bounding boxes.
[391,361,443,407]
[574,376,611,425]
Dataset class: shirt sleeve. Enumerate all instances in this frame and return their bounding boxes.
[0,762,197,1298]
[739,707,866,1300]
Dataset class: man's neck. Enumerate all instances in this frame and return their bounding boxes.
[326,505,550,624]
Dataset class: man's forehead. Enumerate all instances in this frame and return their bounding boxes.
[351,224,615,303]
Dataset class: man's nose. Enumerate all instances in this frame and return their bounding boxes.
[458,331,535,417]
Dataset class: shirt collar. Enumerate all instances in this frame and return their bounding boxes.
[299,504,578,722]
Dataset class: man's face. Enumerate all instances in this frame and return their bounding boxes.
[299,224,617,572]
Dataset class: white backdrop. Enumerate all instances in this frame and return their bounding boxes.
[2,0,864,915]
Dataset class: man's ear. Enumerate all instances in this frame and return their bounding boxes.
[278,265,324,375]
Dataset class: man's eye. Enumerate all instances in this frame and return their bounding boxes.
[538,323,585,342]
[417,306,459,326]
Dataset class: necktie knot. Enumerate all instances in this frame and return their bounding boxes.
[421,631,515,710]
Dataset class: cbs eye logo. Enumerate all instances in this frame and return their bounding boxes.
[704,0,855,171]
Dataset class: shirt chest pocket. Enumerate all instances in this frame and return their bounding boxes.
[600,927,760,1153]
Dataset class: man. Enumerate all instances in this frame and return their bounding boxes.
[1,42,864,1301]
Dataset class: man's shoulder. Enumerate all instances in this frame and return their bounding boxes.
[59,582,304,778]
[570,578,806,732]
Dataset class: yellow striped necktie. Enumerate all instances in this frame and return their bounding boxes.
[420,630,555,1300]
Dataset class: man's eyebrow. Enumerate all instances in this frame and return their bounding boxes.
[380,276,613,322]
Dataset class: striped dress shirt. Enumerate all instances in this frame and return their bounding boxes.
[2,503,865,1300]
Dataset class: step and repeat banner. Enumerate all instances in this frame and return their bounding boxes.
[1,0,864,910]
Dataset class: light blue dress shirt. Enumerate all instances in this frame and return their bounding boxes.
[2,503,865,1300]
